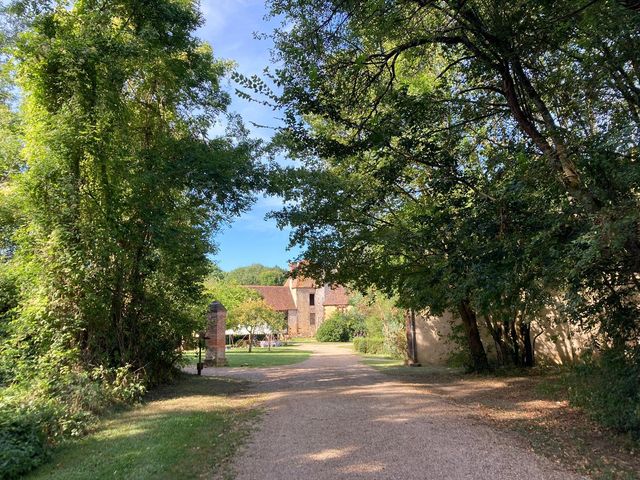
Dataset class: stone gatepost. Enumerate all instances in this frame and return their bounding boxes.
[204,301,228,367]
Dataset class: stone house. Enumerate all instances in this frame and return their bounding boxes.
[247,274,350,337]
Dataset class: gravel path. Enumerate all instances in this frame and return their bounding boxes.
[197,343,585,480]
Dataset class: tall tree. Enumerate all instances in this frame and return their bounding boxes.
[4,0,259,384]
[258,0,640,371]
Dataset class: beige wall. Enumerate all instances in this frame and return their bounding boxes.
[287,282,351,337]
[414,312,454,365]
[321,305,352,325]
[413,312,496,365]
[315,286,326,325]
[323,305,339,320]
[294,287,317,336]
[287,309,298,335]
[529,306,590,365]
[414,308,590,366]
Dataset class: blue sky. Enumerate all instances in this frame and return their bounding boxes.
[196,0,302,271]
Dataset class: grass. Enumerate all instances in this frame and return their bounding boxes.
[287,337,318,343]
[26,375,260,480]
[185,346,312,368]
[359,352,464,377]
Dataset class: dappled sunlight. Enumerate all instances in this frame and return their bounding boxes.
[305,447,357,461]
[138,395,255,414]
[339,461,386,474]
[93,423,151,441]
[27,375,259,480]
[216,342,584,480]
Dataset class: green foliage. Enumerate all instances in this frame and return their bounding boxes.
[315,310,363,342]
[24,375,257,480]
[353,337,384,355]
[264,0,640,377]
[0,1,259,476]
[225,264,288,286]
[7,0,257,383]
[568,348,640,437]
[232,298,283,352]
[352,292,406,358]
[0,397,52,478]
[204,280,261,321]
[0,365,145,478]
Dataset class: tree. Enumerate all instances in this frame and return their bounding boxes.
[231,298,283,353]
[266,311,288,351]
[204,279,261,314]
[257,0,640,373]
[4,0,258,385]
[225,263,288,285]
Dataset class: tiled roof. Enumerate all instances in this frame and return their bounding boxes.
[246,285,295,311]
[324,285,350,306]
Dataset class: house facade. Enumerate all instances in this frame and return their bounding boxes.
[247,274,350,337]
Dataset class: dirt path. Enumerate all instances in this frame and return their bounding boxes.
[199,343,586,480]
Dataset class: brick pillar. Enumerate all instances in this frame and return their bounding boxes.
[204,301,228,367]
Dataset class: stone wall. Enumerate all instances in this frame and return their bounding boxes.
[294,287,316,336]
[315,286,326,325]
[413,308,590,366]
[287,309,299,335]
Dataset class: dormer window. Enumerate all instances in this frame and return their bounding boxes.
[309,293,315,306]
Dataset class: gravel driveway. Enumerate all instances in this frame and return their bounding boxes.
[199,343,585,480]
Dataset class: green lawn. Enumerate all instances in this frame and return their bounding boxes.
[26,375,259,480]
[185,346,312,368]
[288,337,318,343]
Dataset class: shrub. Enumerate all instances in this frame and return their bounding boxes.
[316,311,364,342]
[384,328,408,360]
[0,365,145,478]
[353,337,384,354]
[568,347,640,437]
[0,395,54,478]
[316,316,350,342]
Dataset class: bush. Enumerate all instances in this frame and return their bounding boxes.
[0,365,145,478]
[384,328,408,360]
[568,347,640,437]
[0,396,54,478]
[353,337,384,354]
[315,311,364,342]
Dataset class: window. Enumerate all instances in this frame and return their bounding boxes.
[310,313,316,325]
[309,293,315,306]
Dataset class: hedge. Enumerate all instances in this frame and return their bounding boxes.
[353,337,385,354]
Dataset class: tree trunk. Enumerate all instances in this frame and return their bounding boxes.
[509,319,521,366]
[484,315,507,366]
[458,300,490,372]
[248,331,253,353]
[521,322,534,367]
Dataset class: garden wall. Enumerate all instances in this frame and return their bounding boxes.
[413,308,591,366]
